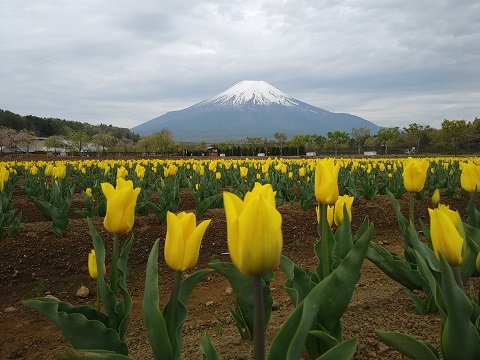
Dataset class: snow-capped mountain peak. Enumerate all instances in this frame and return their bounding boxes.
[199,80,299,107]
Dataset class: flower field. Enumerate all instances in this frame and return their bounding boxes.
[0,156,479,359]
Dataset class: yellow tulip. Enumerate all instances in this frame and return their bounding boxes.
[460,162,480,193]
[164,211,211,271]
[314,158,339,205]
[116,166,128,179]
[402,158,429,192]
[135,164,146,179]
[334,195,354,226]
[316,204,333,227]
[0,167,9,191]
[101,178,141,234]
[53,164,67,180]
[431,189,440,206]
[215,172,222,180]
[88,249,106,280]
[85,187,93,198]
[298,167,306,177]
[428,204,464,266]
[240,166,248,178]
[223,182,283,275]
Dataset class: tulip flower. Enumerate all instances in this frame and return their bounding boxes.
[334,195,354,226]
[223,182,283,275]
[101,178,141,234]
[240,166,249,178]
[316,204,333,227]
[88,249,106,280]
[215,172,221,180]
[135,164,145,179]
[85,187,93,198]
[314,158,339,205]
[460,161,480,193]
[0,166,9,191]
[53,164,67,180]
[116,166,128,179]
[431,189,440,206]
[428,204,464,266]
[402,157,429,193]
[164,211,211,271]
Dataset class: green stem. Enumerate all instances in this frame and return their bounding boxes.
[166,270,183,338]
[409,192,415,226]
[111,233,120,295]
[320,203,330,279]
[96,285,101,311]
[253,274,265,360]
[451,266,463,288]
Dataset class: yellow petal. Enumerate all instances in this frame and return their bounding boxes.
[223,191,243,267]
[182,219,211,270]
[164,211,185,271]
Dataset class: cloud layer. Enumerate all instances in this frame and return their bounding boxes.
[1,0,479,132]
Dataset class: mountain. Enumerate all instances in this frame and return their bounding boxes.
[131,80,381,142]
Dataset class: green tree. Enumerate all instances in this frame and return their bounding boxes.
[351,127,371,155]
[44,135,66,155]
[274,132,288,156]
[441,119,469,156]
[289,135,308,156]
[377,127,400,155]
[327,131,350,156]
[92,132,116,153]
[403,123,433,154]
[150,128,176,155]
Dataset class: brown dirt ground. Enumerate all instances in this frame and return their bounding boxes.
[0,188,478,359]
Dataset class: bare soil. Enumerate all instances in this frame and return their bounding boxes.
[0,188,477,359]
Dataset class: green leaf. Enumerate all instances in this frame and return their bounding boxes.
[178,268,214,305]
[267,221,374,360]
[23,298,128,355]
[88,220,131,340]
[375,330,439,360]
[315,337,358,360]
[439,255,480,360]
[279,255,317,306]
[57,348,134,359]
[366,242,424,291]
[196,193,223,217]
[32,197,69,236]
[466,189,480,228]
[227,301,250,340]
[208,261,272,339]
[200,332,220,360]
[332,205,353,267]
[142,239,173,360]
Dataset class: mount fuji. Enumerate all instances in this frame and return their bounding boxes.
[131,80,381,142]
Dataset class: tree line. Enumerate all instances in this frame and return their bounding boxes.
[0,109,478,156]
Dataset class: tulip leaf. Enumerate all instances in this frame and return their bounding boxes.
[366,242,424,291]
[439,255,480,360]
[375,330,439,360]
[280,255,317,306]
[208,261,272,339]
[31,197,69,236]
[143,239,174,360]
[403,288,437,314]
[386,190,416,263]
[178,268,215,305]
[22,298,128,355]
[332,205,353,267]
[200,332,220,360]
[196,193,223,217]
[88,220,132,341]
[314,337,358,360]
[57,348,134,359]
[466,189,480,228]
[228,301,250,340]
[414,250,445,317]
[267,221,373,360]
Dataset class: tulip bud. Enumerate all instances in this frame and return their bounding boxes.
[334,195,354,226]
[428,205,464,266]
[431,189,440,206]
[402,158,429,193]
[88,249,106,280]
[315,158,340,205]
[101,178,141,234]
[224,183,282,275]
[164,211,211,271]
[316,205,333,227]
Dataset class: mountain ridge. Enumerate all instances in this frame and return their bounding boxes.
[131,81,381,142]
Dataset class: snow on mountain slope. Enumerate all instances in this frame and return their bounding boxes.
[194,80,300,107]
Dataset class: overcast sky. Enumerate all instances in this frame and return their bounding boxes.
[1,0,479,132]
